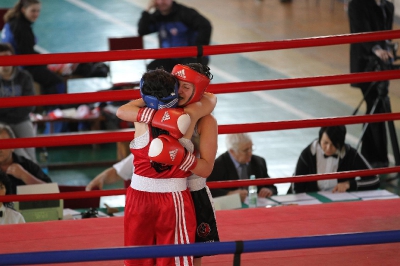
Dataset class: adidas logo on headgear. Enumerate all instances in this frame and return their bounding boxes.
[174,69,186,79]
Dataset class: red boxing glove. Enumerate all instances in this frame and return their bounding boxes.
[137,107,156,124]
[148,135,197,171]
[151,108,191,139]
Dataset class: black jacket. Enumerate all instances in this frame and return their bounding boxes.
[4,153,52,194]
[3,14,37,55]
[0,67,35,124]
[207,151,277,198]
[293,140,380,193]
[348,0,394,87]
[138,1,212,48]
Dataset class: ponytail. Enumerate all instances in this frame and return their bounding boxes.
[4,0,40,22]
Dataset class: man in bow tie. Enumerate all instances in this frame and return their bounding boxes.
[292,126,380,193]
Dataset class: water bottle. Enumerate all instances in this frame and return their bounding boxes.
[248,175,257,208]
[39,148,49,174]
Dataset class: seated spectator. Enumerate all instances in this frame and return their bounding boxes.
[138,0,212,72]
[293,125,380,193]
[0,124,51,194]
[1,0,66,96]
[0,171,25,225]
[207,133,277,203]
[0,42,37,162]
[1,0,69,134]
[86,154,133,191]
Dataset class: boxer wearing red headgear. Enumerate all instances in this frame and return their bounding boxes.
[171,63,220,266]
[172,64,211,107]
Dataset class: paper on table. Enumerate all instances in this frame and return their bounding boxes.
[361,195,400,201]
[63,208,81,220]
[213,194,242,210]
[97,210,109,218]
[271,193,315,203]
[349,189,399,199]
[246,197,279,207]
[281,199,322,206]
[63,208,80,215]
[112,211,125,217]
[317,191,360,201]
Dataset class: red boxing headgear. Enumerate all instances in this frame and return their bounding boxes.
[171,64,210,106]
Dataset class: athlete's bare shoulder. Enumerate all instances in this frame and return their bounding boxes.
[197,114,217,133]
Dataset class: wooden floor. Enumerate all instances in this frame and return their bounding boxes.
[1,0,400,197]
[194,0,400,107]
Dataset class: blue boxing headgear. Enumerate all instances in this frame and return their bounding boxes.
[139,76,179,110]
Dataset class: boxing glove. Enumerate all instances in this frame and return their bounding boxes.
[151,108,191,139]
[137,107,190,139]
[149,135,197,171]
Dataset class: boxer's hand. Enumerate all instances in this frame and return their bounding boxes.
[151,108,191,139]
[148,135,197,171]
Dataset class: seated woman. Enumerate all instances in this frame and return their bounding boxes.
[0,124,52,194]
[2,0,66,96]
[0,42,37,162]
[0,171,25,225]
[293,125,380,193]
[2,0,69,134]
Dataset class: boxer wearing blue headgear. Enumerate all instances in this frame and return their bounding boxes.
[139,69,180,110]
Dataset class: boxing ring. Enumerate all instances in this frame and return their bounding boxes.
[1,30,400,265]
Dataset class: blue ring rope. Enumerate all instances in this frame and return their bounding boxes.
[1,230,399,265]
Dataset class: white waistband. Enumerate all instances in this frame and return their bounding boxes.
[130,173,188,193]
[187,175,206,191]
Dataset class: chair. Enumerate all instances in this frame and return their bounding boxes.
[108,35,144,51]
[107,35,147,82]
[58,185,100,209]
[0,8,8,30]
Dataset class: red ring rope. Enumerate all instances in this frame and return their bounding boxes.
[0,70,399,108]
[0,112,399,149]
[0,30,399,66]
[1,166,398,202]
[206,166,400,189]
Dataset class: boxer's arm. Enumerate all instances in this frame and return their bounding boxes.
[116,98,146,122]
[182,93,216,139]
[190,114,218,178]
[183,93,216,122]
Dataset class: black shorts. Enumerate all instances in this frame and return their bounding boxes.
[191,186,220,243]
